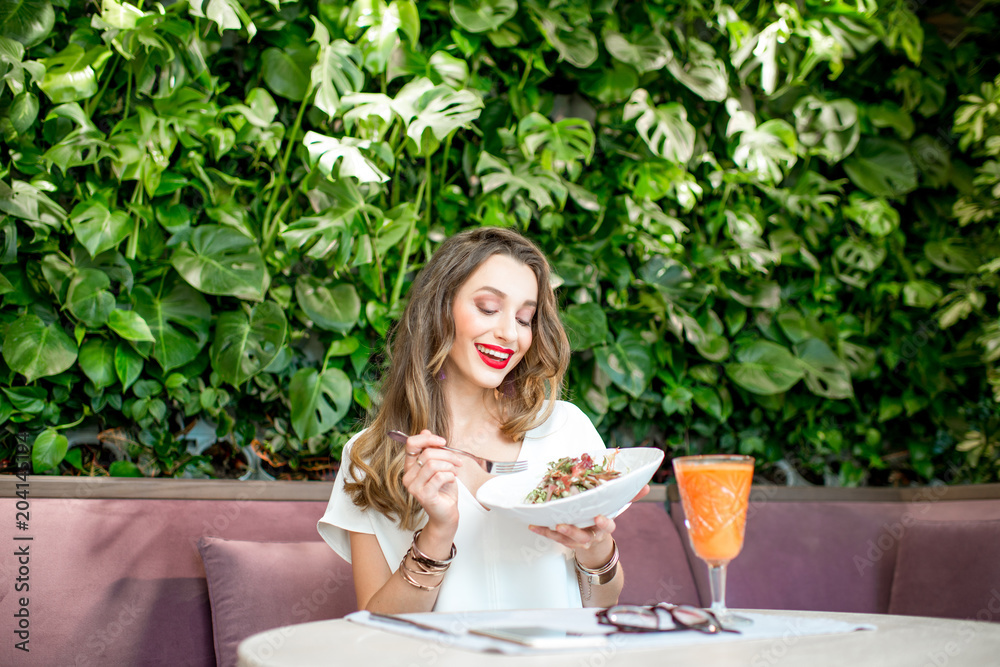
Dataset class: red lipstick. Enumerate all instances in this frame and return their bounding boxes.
[476,343,514,369]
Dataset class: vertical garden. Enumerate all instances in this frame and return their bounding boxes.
[0,0,997,485]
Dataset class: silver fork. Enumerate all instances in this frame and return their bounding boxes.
[387,430,528,474]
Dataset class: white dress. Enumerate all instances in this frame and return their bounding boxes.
[317,401,606,612]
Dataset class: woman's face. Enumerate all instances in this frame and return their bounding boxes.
[444,253,539,391]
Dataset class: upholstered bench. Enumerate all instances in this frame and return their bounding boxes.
[2,475,998,667]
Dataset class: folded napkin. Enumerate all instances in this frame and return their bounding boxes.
[346,608,876,655]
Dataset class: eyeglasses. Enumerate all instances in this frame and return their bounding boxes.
[596,603,739,635]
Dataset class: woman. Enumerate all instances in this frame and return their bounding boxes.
[318,227,641,613]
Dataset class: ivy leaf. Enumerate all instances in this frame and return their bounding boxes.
[79,337,117,390]
[562,302,608,350]
[70,199,132,258]
[692,385,733,422]
[595,330,653,399]
[170,225,269,300]
[309,20,364,119]
[624,89,696,164]
[66,269,115,328]
[37,44,111,103]
[32,428,68,473]
[107,309,155,342]
[0,0,55,48]
[303,131,390,183]
[3,313,78,382]
[843,138,917,198]
[10,91,39,134]
[794,338,854,400]
[450,0,517,33]
[295,277,361,333]
[210,301,287,387]
[261,45,313,101]
[725,340,804,395]
[115,342,144,392]
[289,366,353,441]
[132,284,211,372]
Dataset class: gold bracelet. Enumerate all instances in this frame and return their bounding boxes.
[410,528,456,572]
[398,552,443,591]
[575,539,619,585]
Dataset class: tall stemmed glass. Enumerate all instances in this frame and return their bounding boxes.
[672,455,754,627]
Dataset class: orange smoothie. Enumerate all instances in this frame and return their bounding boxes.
[673,458,753,565]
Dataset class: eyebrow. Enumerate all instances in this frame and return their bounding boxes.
[474,286,537,308]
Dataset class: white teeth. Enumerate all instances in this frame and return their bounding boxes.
[476,344,510,360]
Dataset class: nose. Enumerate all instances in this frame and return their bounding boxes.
[496,313,518,343]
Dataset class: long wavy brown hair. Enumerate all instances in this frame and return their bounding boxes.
[344,227,570,529]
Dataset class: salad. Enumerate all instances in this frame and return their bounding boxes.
[525,452,622,504]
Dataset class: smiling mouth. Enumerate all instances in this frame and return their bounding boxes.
[476,344,513,369]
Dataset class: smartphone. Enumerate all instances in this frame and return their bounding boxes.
[469,625,609,649]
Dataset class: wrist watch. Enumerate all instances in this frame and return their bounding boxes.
[575,539,619,585]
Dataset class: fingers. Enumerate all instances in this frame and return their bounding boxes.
[528,514,616,551]
[630,484,651,503]
[402,429,463,474]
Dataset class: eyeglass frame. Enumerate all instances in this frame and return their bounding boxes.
[596,603,739,635]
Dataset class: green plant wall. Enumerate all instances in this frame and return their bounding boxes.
[0,0,998,484]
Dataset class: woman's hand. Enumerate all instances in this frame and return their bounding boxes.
[528,514,617,570]
[401,429,464,534]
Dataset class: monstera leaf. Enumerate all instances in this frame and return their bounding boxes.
[132,284,211,372]
[528,2,597,68]
[731,119,798,184]
[303,131,390,183]
[604,30,672,73]
[289,366,353,442]
[449,0,517,32]
[624,89,696,164]
[517,113,594,171]
[394,79,483,151]
[794,338,854,400]
[309,20,364,118]
[665,37,728,102]
[210,301,287,387]
[3,313,77,383]
[170,225,269,300]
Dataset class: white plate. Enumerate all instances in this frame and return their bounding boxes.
[475,448,664,529]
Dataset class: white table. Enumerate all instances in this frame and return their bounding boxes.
[238,609,1000,667]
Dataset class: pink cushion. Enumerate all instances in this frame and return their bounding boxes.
[889,520,1000,621]
[615,502,699,606]
[0,497,328,667]
[198,537,356,667]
